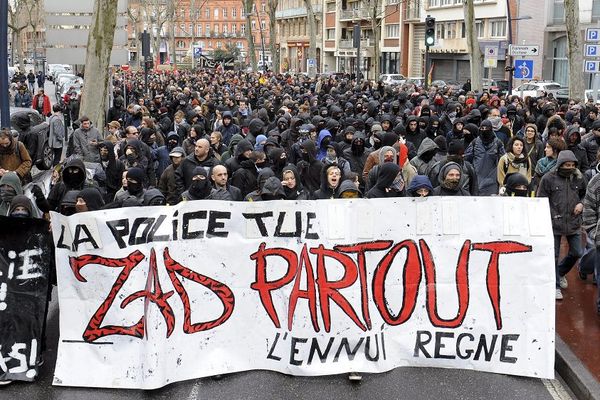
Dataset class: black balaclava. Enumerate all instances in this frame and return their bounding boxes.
[479,120,495,144]
[126,167,145,196]
[188,166,212,199]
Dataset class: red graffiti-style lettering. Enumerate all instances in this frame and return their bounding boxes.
[471,241,532,330]
[312,244,366,332]
[250,243,298,328]
[335,241,393,330]
[372,240,422,326]
[420,239,471,328]
[121,249,176,338]
[69,251,146,342]
[163,248,235,334]
[288,244,319,331]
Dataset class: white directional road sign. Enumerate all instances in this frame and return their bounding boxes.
[508,45,540,56]
[586,44,600,58]
[585,60,600,73]
[587,28,600,42]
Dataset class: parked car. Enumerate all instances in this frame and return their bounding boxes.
[510,80,562,99]
[444,80,463,92]
[405,77,425,87]
[379,74,406,86]
[7,108,52,170]
[431,80,446,89]
[58,83,83,105]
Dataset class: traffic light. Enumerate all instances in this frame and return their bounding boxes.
[425,17,435,47]
[144,58,154,70]
[141,31,151,57]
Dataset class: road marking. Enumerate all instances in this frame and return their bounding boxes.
[187,380,201,400]
[543,378,573,400]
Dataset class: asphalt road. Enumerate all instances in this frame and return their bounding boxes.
[0,286,574,400]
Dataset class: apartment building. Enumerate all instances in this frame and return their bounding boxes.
[275,0,322,73]
[321,0,401,79]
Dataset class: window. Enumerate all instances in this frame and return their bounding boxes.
[214,8,219,18]
[475,20,484,38]
[593,0,600,20]
[446,22,456,39]
[436,22,445,39]
[177,40,185,48]
[179,23,185,36]
[241,24,246,35]
[441,0,452,5]
[217,41,222,48]
[223,8,227,18]
[197,24,202,36]
[241,8,245,18]
[326,28,335,40]
[387,0,399,4]
[232,8,237,18]
[252,20,256,30]
[326,2,336,11]
[214,24,219,34]
[551,36,568,86]
[553,0,565,24]
[189,24,193,36]
[232,24,237,35]
[385,24,399,38]
[262,3,266,12]
[199,41,205,49]
[490,19,506,37]
[206,24,211,36]
[223,24,228,35]
[261,20,266,30]
[205,8,210,18]
[428,0,440,6]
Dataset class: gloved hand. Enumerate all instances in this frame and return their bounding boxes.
[31,184,44,200]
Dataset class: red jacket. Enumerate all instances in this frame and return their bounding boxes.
[32,94,51,117]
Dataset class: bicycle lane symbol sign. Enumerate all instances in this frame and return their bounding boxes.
[513,60,533,79]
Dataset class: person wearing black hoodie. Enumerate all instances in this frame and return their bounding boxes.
[75,187,105,212]
[366,163,404,198]
[119,138,154,187]
[94,141,126,203]
[281,165,310,200]
[563,125,590,172]
[181,166,231,201]
[48,158,94,211]
[225,138,253,177]
[404,115,427,150]
[313,164,342,199]
[297,139,324,194]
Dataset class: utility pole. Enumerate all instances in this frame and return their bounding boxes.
[0,0,9,128]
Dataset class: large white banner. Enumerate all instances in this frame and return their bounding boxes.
[50,197,555,389]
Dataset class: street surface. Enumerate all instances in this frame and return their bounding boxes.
[0,282,574,400]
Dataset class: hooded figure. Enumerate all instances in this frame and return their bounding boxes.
[432,162,470,196]
[404,115,427,150]
[143,188,167,206]
[218,111,241,145]
[0,171,23,216]
[225,138,254,176]
[182,166,218,201]
[366,162,404,198]
[465,120,506,195]
[407,175,434,197]
[297,139,324,194]
[313,164,342,199]
[503,173,530,197]
[563,126,589,172]
[94,140,126,203]
[244,168,276,201]
[365,145,397,192]
[48,158,91,211]
[221,133,244,162]
[316,129,333,161]
[410,138,439,176]
[76,187,105,212]
[247,176,286,201]
[282,165,310,200]
[8,195,34,218]
[337,179,363,198]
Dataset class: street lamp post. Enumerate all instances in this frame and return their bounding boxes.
[0,0,10,128]
[506,0,514,95]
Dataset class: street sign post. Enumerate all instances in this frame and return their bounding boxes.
[586,44,600,58]
[193,46,202,58]
[513,59,534,79]
[587,28,600,42]
[508,45,540,56]
[585,60,600,73]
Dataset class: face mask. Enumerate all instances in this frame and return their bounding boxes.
[255,161,267,169]
[325,155,337,163]
[1,190,15,203]
[509,188,528,197]
[480,129,494,141]
[127,181,143,195]
[10,210,29,218]
[442,178,460,190]
[189,179,211,198]
[558,167,576,178]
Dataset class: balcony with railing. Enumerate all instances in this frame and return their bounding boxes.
[339,8,372,21]
[275,4,322,19]
[338,38,372,49]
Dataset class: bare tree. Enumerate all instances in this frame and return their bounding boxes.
[244,0,257,71]
[266,0,279,73]
[7,0,35,70]
[141,0,175,66]
[464,0,483,92]
[303,0,317,74]
[127,3,143,68]
[363,0,402,80]
[24,0,43,72]
[79,0,119,130]
[565,0,584,100]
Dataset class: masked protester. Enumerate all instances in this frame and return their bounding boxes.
[94,141,126,203]
[537,150,586,300]
[0,128,32,184]
[8,195,34,218]
[337,179,363,199]
[181,166,230,201]
[366,163,404,198]
[48,158,94,211]
[431,162,469,196]
[465,120,506,196]
[158,147,185,205]
[502,173,530,197]
[410,138,439,177]
[0,171,23,216]
[75,187,105,213]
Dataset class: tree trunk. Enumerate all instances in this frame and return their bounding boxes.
[244,0,257,71]
[565,0,584,100]
[464,0,483,92]
[79,0,119,131]
[371,3,381,80]
[267,0,279,73]
[304,0,317,65]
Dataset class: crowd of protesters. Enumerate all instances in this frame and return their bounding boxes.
[2,68,600,310]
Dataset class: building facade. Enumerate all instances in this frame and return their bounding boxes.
[275,0,323,73]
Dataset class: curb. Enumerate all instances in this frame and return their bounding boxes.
[555,335,600,400]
